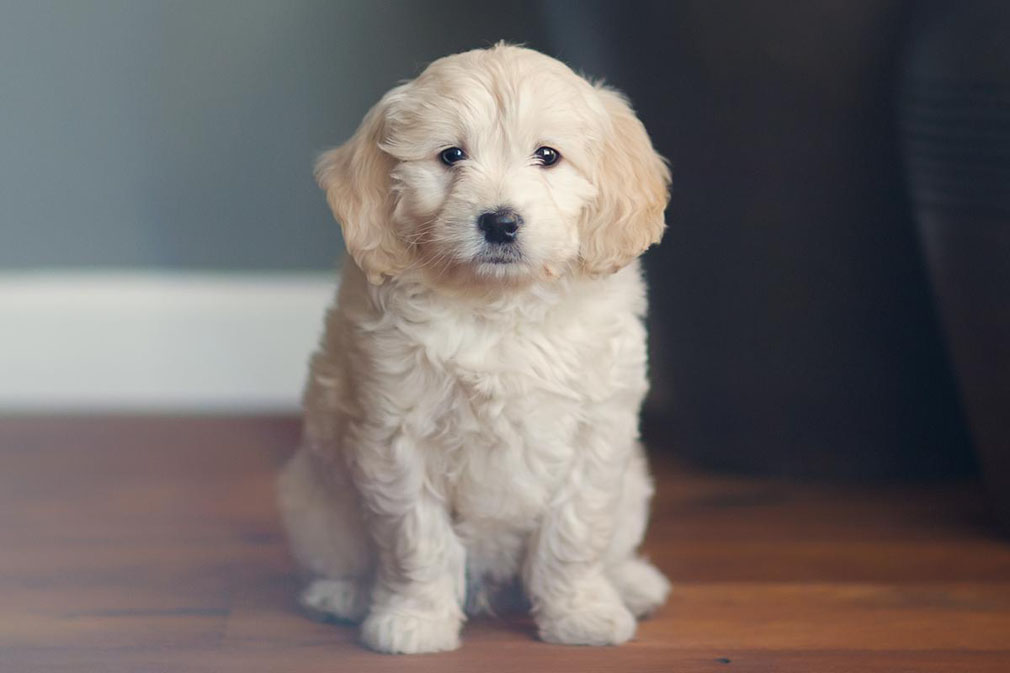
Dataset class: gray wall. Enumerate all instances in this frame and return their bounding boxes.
[0,0,553,270]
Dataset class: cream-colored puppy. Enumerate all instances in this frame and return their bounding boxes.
[278,44,671,654]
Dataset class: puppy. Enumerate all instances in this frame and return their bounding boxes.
[278,43,671,654]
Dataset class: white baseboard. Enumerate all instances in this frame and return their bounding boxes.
[0,271,337,413]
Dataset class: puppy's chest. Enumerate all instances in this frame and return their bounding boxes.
[402,314,615,519]
[415,308,621,405]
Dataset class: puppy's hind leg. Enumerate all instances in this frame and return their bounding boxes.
[277,447,372,623]
[605,444,670,618]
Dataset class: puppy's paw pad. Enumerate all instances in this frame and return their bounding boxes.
[300,579,368,623]
[360,610,462,654]
[610,558,671,617]
[537,600,636,646]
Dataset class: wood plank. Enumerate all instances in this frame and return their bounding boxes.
[1,416,1009,672]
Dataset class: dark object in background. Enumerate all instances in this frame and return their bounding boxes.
[901,0,1010,527]
[550,1,972,478]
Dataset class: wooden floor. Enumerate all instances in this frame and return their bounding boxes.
[2,416,1010,672]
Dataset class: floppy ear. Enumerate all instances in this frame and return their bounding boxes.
[580,86,671,275]
[315,90,409,284]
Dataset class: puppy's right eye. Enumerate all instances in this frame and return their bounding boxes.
[439,147,467,166]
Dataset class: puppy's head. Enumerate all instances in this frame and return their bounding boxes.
[316,44,670,286]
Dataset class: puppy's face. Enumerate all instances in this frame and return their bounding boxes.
[382,53,600,283]
[317,45,670,287]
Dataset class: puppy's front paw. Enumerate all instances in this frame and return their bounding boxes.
[535,579,636,646]
[360,608,462,654]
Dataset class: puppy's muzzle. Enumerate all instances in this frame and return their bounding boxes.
[477,208,522,244]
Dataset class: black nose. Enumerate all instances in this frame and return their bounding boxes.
[477,209,522,244]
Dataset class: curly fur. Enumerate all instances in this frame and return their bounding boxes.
[278,44,671,654]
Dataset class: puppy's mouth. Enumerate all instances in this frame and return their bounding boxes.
[475,246,524,266]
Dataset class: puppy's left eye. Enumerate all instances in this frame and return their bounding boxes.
[533,146,560,167]
[440,147,467,166]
